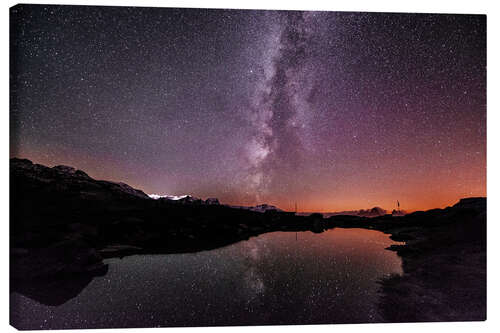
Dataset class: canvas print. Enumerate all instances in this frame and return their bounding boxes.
[9,4,486,329]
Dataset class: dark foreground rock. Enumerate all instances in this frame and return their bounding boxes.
[377,198,486,322]
[325,197,486,321]
[10,158,329,302]
[10,158,486,323]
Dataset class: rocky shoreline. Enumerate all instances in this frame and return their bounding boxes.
[377,198,486,322]
[10,158,486,322]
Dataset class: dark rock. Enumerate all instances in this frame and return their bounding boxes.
[52,165,78,174]
[391,209,406,216]
[452,197,486,211]
[309,213,323,219]
[99,245,143,258]
[205,197,220,205]
[177,195,203,204]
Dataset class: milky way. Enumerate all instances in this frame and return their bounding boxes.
[10,5,486,211]
[244,12,319,200]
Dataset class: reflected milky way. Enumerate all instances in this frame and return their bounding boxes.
[10,229,403,329]
[10,5,486,212]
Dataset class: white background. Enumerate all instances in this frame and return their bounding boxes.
[1,0,498,332]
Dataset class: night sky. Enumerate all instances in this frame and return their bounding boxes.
[10,5,486,212]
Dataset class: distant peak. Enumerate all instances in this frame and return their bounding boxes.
[148,194,220,205]
[10,157,33,165]
[228,203,283,213]
[52,165,90,178]
[148,194,190,200]
[52,165,77,173]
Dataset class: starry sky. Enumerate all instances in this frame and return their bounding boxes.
[10,5,486,212]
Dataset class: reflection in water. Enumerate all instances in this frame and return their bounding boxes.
[10,228,403,329]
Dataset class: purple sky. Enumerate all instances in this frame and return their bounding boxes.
[10,5,486,211]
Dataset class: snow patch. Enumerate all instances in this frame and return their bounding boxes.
[148,194,189,200]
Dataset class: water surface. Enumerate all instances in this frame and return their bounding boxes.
[11,228,403,329]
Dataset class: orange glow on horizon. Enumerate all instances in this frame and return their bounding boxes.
[12,146,486,214]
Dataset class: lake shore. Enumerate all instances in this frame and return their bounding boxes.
[377,200,486,322]
[10,158,486,324]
